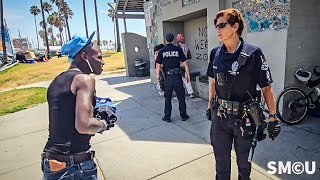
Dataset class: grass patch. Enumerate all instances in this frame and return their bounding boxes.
[0,87,47,116]
[0,51,124,90]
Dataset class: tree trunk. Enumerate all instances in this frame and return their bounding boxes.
[115,18,121,52]
[94,0,100,45]
[0,0,7,63]
[82,0,88,38]
[65,15,71,41]
[64,27,67,42]
[59,32,63,46]
[113,21,116,51]
[34,16,40,50]
[40,0,50,55]
[51,25,54,45]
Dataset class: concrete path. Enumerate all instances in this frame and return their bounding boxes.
[0,73,320,180]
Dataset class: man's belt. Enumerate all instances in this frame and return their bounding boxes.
[41,151,95,163]
[165,68,180,75]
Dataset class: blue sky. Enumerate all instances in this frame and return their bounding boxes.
[4,0,146,48]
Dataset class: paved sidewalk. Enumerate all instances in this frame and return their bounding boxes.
[0,73,320,180]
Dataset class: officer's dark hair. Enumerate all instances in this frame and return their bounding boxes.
[214,8,244,36]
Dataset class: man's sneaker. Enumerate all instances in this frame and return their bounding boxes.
[181,115,190,121]
[162,117,171,122]
[189,94,195,98]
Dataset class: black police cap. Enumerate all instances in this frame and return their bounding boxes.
[165,33,174,42]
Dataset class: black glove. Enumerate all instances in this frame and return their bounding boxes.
[268,121,281,140]
[206,108,212,121]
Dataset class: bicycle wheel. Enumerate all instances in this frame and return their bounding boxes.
[276,87,308,125]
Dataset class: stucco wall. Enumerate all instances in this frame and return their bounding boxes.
[146,0,219,84]
[285,0,320,90]
[184,16,208,74]
[122,33,150,77]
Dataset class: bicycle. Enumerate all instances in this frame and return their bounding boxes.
[276,66,320,125]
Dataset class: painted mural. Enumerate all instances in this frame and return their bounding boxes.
[182,0,200,7]
[232,0,290,32]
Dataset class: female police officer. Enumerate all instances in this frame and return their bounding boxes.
[206,9,281,180]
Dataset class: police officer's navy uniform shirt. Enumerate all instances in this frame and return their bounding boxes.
[156,44,186,71]
[206,39,273,102]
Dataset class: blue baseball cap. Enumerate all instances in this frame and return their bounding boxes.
[61,31,95,58]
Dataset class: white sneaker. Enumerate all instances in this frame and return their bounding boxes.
[189,94,195,98]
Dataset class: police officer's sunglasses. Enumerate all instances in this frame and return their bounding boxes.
[215,22,229,29]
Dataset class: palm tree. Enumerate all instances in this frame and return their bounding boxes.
[42,1,52,14]
[47,12,57,45]
[82,0,88,38]
[107,3,121,52]
[94,0,100,45]
[38,30,45,41]
[40,0,50,55]
[30,5,41,50]
[39,20,47,29]
[54,16,65,45]
[60,1,73,40]
[50,0,67,41]
[47,27,52,45]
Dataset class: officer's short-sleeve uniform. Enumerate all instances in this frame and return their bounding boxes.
[156,43,188,120]
[206,41,273,102]
[156,44,186,72]
[206,39,273,180]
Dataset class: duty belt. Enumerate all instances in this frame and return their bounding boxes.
[165,68,180,75]
[215,97,243,116]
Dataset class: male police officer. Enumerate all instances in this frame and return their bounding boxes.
[207,9,281,180]
[156,33,190,122]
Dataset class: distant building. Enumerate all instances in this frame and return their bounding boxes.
[12,38,30,50]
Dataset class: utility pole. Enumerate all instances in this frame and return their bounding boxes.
[0,0,7,63]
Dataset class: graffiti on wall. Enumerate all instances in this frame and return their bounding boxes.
[182,0,200,7]
[232,0,290,32]
[154,0,179,16]
[194,26,208,61]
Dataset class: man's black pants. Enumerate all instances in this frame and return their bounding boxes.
[210,108,254,180]
[163,74,187,119]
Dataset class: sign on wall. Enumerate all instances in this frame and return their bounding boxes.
[232,0,290,32]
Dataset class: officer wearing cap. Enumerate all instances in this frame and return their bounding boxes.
[156,33,190,122]
[206,9,281,180]
[41,32,108,179]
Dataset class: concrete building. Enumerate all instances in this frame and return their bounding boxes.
[142,0,320,99]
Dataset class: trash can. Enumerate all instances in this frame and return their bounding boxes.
[135,60,147,77]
